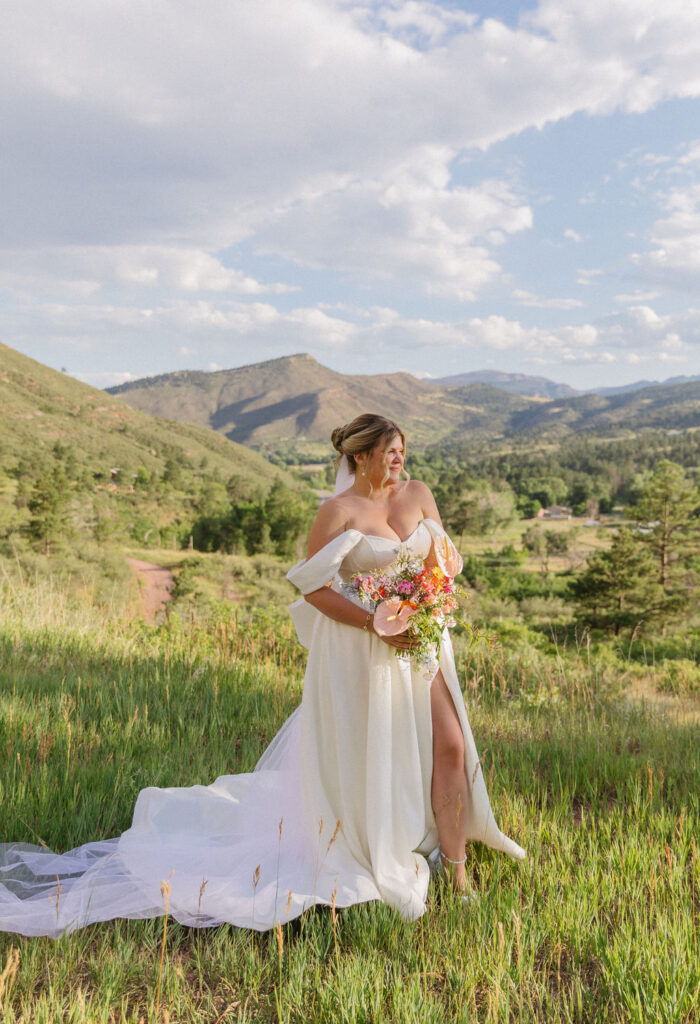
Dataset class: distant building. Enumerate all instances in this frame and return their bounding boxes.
[538,505,572,520]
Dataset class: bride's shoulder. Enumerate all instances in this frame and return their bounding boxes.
[404,479,441,520]
[306,496,352,557]
[404,479,432,497]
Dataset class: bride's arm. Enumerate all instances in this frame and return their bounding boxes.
[304,587,417,650]
[303,500,415,649]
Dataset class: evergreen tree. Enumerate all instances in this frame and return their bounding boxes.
[27,465,69,554]
[263,479,315,558]
[570,528,665,636]
[633,460,699,591]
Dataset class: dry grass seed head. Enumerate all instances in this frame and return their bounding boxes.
[0,947,20,1003]
[326,819,341,854]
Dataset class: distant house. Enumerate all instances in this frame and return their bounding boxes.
[538,505,572,520]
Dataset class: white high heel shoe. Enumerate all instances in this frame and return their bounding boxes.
[427,848,478,903]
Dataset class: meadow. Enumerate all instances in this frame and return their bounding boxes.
[0,575,698,1024]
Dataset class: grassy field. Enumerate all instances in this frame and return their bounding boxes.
[0,578,698,1023]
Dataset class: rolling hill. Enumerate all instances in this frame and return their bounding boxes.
[0,342,291,488]
[503,380,700,438]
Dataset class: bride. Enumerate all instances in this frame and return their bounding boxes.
[0,413,524,937]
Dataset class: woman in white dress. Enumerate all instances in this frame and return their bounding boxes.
[0,414,523,937]
[288,413,525,914]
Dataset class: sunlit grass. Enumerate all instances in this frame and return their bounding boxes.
[0,576,698,1023]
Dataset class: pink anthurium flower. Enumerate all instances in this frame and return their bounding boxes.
[435,537,463,578]
[373,597,419,636]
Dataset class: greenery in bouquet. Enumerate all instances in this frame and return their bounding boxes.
[343,553,475,675]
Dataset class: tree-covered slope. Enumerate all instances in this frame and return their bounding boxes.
[506,381,700,438]
[0,342,290,488]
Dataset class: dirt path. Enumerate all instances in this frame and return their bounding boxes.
[127,558,174,622]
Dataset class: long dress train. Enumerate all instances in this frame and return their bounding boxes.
[0,519,524,937]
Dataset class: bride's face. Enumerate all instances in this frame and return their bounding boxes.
[361,432,404,484]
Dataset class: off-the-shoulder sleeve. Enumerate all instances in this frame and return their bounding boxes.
[422,519,463,577]
[286,530,362,648]
[286,529,362,595]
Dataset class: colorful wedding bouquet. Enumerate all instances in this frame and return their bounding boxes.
[343,554,469,676]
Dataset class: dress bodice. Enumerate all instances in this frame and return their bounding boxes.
[338,521,432,582]
[286,518,462,649]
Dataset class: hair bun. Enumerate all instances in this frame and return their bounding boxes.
[331,425,347,452]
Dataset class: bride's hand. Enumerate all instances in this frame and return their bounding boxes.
[371,622,420,650]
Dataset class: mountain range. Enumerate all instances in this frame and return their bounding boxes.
[433,370,578,399]
[106,353,700,447]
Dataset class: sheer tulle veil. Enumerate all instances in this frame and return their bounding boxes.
[333,454,355,495]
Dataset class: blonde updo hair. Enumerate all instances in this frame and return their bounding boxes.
[331,413,409,489]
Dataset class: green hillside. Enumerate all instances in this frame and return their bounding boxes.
[507,380,700,437]
[0,342,292,486]
[0,343,309,592]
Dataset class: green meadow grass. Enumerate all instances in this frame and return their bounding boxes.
[0,579,698,1023]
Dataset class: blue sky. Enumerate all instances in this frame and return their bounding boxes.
[2,0,700,391]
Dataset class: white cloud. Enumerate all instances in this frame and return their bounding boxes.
[526,0,700,114]
[0,246,294,298]
[576,268,604,285]
[513,289,583,310]
[631,181,700,292]
[628,304,666,328]
[349,1,478,46]
[8,292,700,386]
[260,151,532,300]
[1,1,700,387]
[3,0,700,302]
[678,140,700,165]
[614,289,661,302]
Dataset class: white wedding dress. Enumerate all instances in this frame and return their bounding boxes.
[0,519,524,938]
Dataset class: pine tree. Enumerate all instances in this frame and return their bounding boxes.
[27,465,69,554]
[263,479,315,558]
[633,460,699,591]
[570,528,665,636]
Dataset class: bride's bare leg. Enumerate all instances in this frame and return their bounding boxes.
[430,669,468,891]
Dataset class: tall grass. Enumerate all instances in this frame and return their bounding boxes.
[0,575,698,1022]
